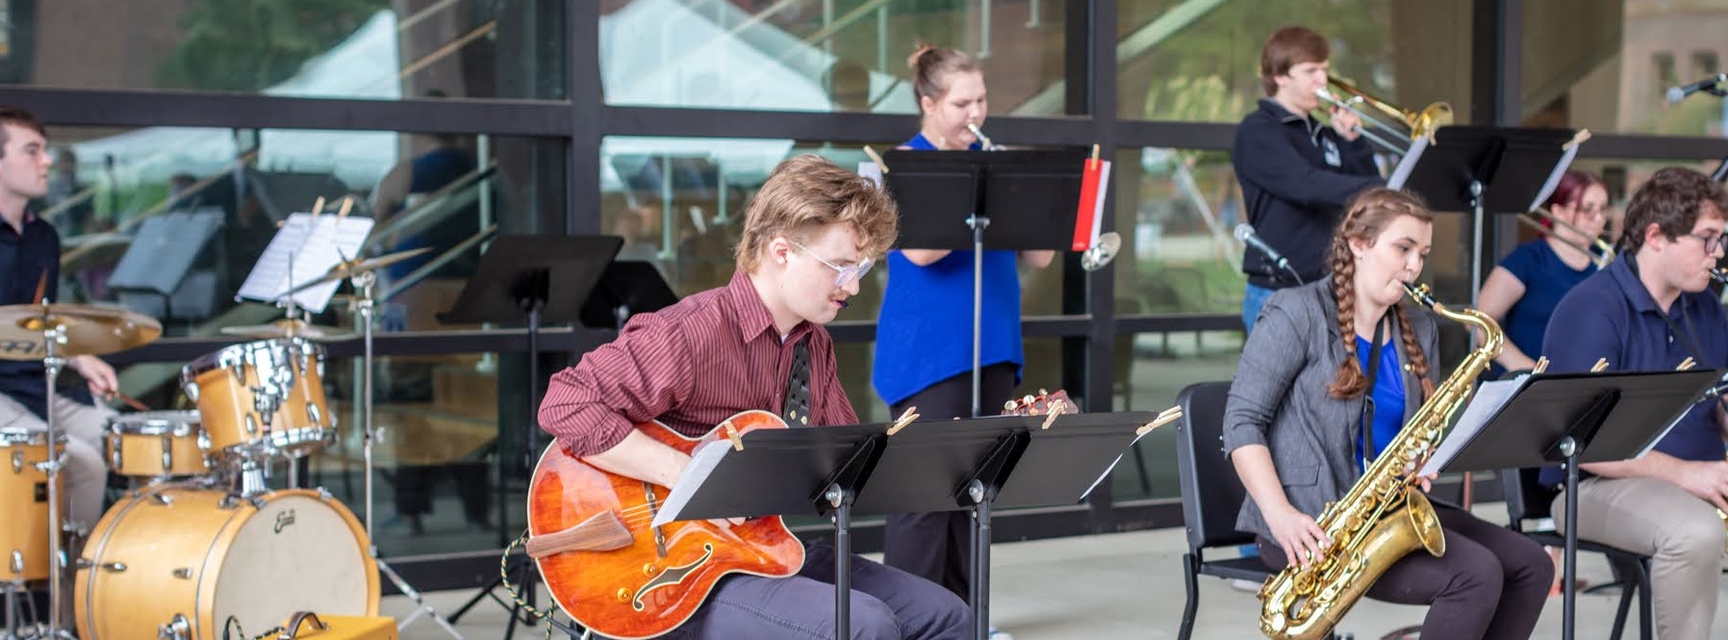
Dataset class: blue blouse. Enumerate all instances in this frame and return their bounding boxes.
[871,133,1024,406]
[1355,333,1406,471]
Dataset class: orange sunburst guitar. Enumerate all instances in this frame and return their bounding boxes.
[526,410,806,640]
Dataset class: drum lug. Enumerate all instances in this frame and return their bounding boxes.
[9,550,20,574]
[307,403,323,429]
[182,379,199,402]
[316,486,333,501]
[10,450,19,474]
[151,493,175,506]
[110,435,123,468]
[158,613,191,640]
[161,435,173,472]
[171,567,192,579]
[99,561,126,573]
[245,413,260,436]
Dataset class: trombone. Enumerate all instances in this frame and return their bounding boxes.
[1515,208,1616,268]
[1314,77,1454,157]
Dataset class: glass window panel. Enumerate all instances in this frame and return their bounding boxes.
[1526,0,1728,136]
[1111,331,1241,500]
[1114,147,1249,315]
[7,1,566,100]
[42,125,564,335]
[602,135,1072,320]
[603,0,1066,114]
[1116,1,1471,124]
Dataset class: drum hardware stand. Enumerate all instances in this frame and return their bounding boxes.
[30,305,76,640]
[1,579,36,640]
[347,269,466,639]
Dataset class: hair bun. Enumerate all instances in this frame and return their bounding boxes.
[907,43,936,70]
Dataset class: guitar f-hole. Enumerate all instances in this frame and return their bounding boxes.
[643,481,669,558]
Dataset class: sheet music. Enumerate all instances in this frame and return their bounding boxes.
[1527,139,1582,213]
[1081,422,1152,501]
[653,440,731,527]
[1419,375,1529,476]
[1386,135,1431,191]
[236,213,374,314]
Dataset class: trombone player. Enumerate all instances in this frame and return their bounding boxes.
[1233,25,1383,334]
[1475,170,1613,378]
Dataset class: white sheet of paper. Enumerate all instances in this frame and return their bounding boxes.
[858,162,884,188]
[1081,423,1152,501]
[1386,135,1431,191]
[1420,375,1529,476]
[653,440,731,528]
[1527,141,1582,213]
[236,213,374,314]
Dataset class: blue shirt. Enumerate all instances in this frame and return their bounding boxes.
[872,133,1024,406]
[1539,254,1728,486]
[1356,333,1406,470]
[0,212,88,420]
[1491,240,1597,378]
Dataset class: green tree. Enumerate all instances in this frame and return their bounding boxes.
[158,0,391,92]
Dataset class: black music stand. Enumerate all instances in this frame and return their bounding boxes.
[881,149,1087,417]
[1389,126,1577,303]
[850,411,1156,640]
[1430,369,1720,640]
[440,234,621,640]
[654,422,892,640]
[577,260,680,331]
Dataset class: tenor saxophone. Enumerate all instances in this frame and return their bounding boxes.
[1257,283,1504,640]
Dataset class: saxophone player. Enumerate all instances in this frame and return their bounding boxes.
[1224,188,1552,639]
[1540,167,1728,640]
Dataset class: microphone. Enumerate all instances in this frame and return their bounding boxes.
[1666,73,1728,103]
[1234,224,1303,285]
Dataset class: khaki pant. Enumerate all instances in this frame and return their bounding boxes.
[0,393,115,531]
[1553,475,1725,640]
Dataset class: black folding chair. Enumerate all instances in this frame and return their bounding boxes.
[1501,466,1651,640]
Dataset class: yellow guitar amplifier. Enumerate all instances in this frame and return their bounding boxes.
[275,613,398,640]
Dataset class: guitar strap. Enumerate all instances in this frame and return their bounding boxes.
[783,337,812,426]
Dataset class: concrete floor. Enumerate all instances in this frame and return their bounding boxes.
[383,504,1728,639]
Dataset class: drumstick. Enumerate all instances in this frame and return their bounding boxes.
[112,391,150,412]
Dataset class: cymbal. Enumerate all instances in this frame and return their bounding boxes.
[1081,231,1122,272]
[220,319,354,342]
[0,303,162,360]
[285,247,433,297]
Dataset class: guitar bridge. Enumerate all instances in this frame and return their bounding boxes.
[644,481,668,558]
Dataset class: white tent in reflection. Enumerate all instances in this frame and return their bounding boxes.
[70,10,402,190]
[599,0,915,193]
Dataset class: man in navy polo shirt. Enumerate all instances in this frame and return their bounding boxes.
[0,106,119,533]
[1542,167,1728,640]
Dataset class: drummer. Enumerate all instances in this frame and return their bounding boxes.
[0,105,118,530]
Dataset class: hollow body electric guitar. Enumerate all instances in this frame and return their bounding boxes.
[526,410,804,640]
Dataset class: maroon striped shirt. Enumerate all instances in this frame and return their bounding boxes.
[539,270,858,457]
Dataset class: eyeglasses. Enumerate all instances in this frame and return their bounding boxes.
[1685,232,1728,254]
[791,241,874,287]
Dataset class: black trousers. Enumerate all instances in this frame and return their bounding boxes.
[1258,503,1553,640]
[882,363,1017,601]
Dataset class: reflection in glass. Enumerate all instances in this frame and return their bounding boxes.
[1111,332,1243,500]
[1113,147,1247,315]
[602,0,1065,114]
[18,1,565,100]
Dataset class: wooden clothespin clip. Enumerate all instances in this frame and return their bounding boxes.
[1590,358,1610,372]
[335,196,354,223]
[309,196,326,218]
[1532,356,1550,374]
[1137,406,1184,437]
[1563,128,1593,151]
[887,406,919,436]
[863,145,889,174]
[1089,144,1100,163]
[1040,399,1065,430]
[721,420,744,451]
[1678,357,1697,371]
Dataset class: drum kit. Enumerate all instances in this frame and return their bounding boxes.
[1,247,438,640]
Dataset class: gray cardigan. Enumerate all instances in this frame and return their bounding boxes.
[1222,279,1440,543]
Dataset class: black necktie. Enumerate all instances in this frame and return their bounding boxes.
[783,338,811,426]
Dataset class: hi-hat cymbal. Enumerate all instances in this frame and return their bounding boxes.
[0,303,162,360]
[1081,231,1122,272]
[285,247,433,297]
[220,319,355,342]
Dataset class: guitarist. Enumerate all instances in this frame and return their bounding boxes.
[539,154,972,640]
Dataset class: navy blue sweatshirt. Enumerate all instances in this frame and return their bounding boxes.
[1232,98,1382,289]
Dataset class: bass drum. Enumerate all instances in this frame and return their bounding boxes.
[74,484,378,640]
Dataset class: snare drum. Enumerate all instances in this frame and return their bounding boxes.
[181,338,335,461]
[2,428,63,582]
[75,483,379,640]
[105,411,209,479]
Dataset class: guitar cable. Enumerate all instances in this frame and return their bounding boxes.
[500,531,565,640]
